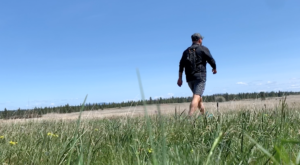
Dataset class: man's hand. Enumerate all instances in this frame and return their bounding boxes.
[212,69,217,74]
[177,78,183,87]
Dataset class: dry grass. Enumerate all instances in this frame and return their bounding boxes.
[1,95,299,124]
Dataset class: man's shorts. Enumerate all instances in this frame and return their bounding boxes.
[188,79,206,96]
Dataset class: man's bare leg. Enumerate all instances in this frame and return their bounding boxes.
[198,97,205,115]
[189,94,201,117]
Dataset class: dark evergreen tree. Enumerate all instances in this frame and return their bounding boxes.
[3,108,8,119]
[260,92,266,100]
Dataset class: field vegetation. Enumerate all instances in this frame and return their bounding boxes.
[1,95,300,164]
[1,91,299,120]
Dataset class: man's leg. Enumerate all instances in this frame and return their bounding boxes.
[198,97,205,115]
[189,94,201,116]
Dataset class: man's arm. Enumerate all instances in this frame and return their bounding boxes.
[179,51,185,74]
[179,72,183,79]
[177,72,183,87]
[203,47,217,74]
[178,51,186,87]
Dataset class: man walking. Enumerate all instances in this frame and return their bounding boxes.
[177,33,217,116]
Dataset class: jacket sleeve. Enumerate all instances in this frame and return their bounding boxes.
[179,51,186,73]
[203,47,216,70]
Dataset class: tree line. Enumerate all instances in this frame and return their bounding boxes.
[1,90,299,119]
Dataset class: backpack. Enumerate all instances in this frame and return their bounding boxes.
[185,45,200,75]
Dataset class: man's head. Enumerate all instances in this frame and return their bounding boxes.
[191,33,203,45]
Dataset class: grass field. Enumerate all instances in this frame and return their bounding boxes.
[1,96,300,164]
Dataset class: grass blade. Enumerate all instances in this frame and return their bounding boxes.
[65,95,88,165]
[136,69,158,165]
[244,133,280,165]
[296,150,300,165]
[205,131,224,165]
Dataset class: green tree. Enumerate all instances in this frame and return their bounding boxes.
[17,108,21,117]
[260,92,266,100]
[2,108,8,119]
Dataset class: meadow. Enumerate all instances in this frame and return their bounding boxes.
[1,95,300,165]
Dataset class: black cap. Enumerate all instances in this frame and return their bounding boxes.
[191,33,204,41]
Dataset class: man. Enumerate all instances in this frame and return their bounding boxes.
[177,33,217,116]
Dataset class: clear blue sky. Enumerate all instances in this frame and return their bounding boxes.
[1,0,299,110]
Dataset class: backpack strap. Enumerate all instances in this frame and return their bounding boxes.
[188,44,200,51]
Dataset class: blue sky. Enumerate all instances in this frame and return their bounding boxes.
[1,0,299,110]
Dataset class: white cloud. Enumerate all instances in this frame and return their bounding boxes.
[167,93,174,97]
[237,82,248,85]
[289,84,300,89]
[290,87,300,89]
[51,103,55,105]
[123,94,140,102]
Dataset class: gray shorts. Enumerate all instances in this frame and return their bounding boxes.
[188,79,206,96]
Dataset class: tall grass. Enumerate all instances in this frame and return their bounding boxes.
[1,71,300,164]
[1,96,300,164]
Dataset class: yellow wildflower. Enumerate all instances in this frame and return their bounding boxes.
[190,149,194,153]
[9,141,17,145]
[148,148,153,153]
[94,129,99,131]
[0,136,4,139]
[47,132,59,137]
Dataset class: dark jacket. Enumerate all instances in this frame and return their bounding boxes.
[179,43,216,82]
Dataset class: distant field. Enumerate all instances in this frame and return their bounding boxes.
[1,95,299,123]
[0,95,300,164]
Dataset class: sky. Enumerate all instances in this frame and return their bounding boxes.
[0,0,300,110]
